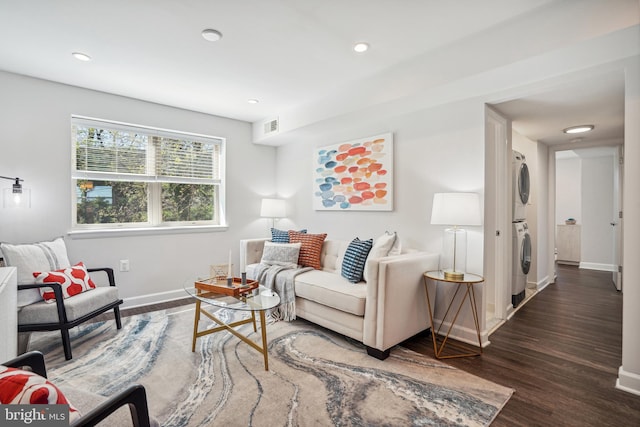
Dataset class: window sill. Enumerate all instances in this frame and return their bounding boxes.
[68,225,229,239]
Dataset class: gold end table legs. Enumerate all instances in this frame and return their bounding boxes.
[424,272,484,359]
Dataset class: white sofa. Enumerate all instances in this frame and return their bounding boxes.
[240,238,439,359]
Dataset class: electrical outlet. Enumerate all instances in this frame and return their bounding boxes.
[119,259,130,272]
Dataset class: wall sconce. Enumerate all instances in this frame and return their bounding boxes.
[431,192,481,280]
[260,198,286,229]
[1,175,31,208]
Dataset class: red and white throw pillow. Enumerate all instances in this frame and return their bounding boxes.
[0,365,81,421]
[33,262,97,302]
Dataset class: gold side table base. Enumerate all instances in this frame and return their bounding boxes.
[191,299,270,370]
[424,272,483,360]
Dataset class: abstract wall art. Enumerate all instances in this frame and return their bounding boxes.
[313,133,393,211]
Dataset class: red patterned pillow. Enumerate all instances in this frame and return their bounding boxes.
[33,262,97,303]
[289,231,327,269]
[0,365,81,421]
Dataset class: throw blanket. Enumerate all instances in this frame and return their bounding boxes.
[253,264,312,321]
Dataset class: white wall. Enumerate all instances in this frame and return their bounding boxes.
[0,71,277,307]
[556,157,582,225]
[276,98,487,343]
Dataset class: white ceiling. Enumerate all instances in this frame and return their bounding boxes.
[492,70,625,148]
[0,0,631,149]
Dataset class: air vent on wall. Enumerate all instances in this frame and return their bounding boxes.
[263,118,279,135]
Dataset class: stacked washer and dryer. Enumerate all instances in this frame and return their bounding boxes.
[512,151,532,308]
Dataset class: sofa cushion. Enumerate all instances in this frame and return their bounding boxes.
[33,262,97,302]
[289,231,327,269]
[271,228,307,243]
[260,242,301,267]
[294,270,367,316]
[341,238,373,283]
[0,237,71,307]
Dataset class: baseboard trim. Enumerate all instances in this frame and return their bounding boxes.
[432,318,490,348]
[580,262,617,272]
[122,289,189,310]
[616,365,640,396]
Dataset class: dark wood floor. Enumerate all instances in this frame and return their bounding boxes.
[403,264,640,426]
[112,265,640,425]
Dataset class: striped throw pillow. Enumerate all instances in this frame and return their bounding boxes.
[271,228,307,243]
[341,238,373,283]
[288,231,327,269]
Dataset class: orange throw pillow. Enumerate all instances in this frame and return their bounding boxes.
[288,231,327,269]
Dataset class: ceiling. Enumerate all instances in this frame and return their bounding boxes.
[0,0,630,149]
[492,70,625,149]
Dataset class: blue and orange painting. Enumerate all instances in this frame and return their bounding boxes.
[313,133,393,211]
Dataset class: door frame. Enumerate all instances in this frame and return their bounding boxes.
[484,106,511,324]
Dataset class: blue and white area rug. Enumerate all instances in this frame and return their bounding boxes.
[31,307,513,426]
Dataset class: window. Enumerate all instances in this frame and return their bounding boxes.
[71,116,224,229]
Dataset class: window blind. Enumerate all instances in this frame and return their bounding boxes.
[71,116,222,184]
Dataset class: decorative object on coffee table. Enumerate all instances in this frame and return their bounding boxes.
[194,277,258,297]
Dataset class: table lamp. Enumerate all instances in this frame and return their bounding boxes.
[431,192,481,280]
[260,198,286,229]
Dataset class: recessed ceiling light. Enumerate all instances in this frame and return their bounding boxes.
[353,42,369,53]
[563,125,594,134]
[247,99,259,104]
[202,29,223,42]
[72,52,91,62]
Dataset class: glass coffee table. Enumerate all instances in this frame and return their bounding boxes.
[184,280,280,371]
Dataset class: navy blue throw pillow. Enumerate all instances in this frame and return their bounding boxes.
[341,238,373,283]
[271,228,307,243]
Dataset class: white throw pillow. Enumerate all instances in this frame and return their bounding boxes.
[260,242,302,267]
[363,232,400,283]
[0,237,71,307]
[388,233,402,256]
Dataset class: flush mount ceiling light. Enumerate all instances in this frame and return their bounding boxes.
[201,29,223,42]
[72,52,91,62]
[353,42,369,53]
[247,99,259,104]
[563,125,594,134]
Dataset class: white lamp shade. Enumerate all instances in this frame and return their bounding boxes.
[260,198,286,218]
[431,193,481,226]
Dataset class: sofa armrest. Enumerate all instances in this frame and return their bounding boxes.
[362,252,439,353]
[239,238,269,272]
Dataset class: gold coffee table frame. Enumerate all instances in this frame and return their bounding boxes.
[185,283,280,371]
[423,271,484,359]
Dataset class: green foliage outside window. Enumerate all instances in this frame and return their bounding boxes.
[72,118,222,228]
